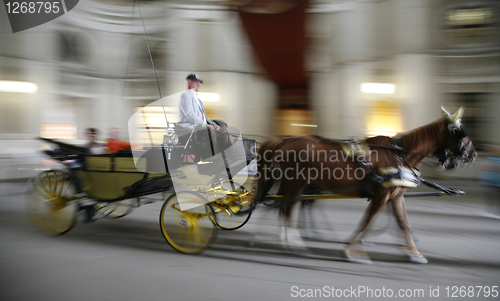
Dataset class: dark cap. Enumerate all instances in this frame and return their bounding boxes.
[186,74,203,83]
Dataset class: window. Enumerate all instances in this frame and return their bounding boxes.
[442,5,500,47]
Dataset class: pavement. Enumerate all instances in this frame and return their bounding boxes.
[1,178,500,301]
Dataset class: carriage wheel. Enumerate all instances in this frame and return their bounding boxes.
[25,170,78,236]
[209,181,252,230]
[159,192,217,254]
[102,199,136,219]
[211,207,251,231]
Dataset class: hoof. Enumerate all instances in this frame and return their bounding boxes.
[346,254,373,264]
[403,248,428,264]
[282,227,312,255]
[345,247,372,264]
[408,255,428,264]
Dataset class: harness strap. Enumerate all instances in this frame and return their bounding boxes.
[388,143,463,194]
[391,137,403,148]
[264,133,465,196]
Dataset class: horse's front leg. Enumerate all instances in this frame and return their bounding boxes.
[390,191,428,264]
[345,189,391,263]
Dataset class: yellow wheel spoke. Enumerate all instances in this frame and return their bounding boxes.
[51,171,59,195]
[191,224,205,247]
[28,194,51,205]
[30,183,52,202]
[60,181,73,200]
[35,177,53,199]
[54,174,68,199]
[46,171,54,193]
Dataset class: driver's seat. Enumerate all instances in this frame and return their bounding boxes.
[171,123,215,163]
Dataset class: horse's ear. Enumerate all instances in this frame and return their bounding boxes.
[449,106,465,123]
[441,106,451,118]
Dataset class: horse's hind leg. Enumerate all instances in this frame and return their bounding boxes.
[390,192,428,264]
[347,190,390,244]
[278,181,310,253]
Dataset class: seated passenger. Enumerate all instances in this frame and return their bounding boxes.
[106,127,132,154]
[85,128,107,154]
[178,74,232,155]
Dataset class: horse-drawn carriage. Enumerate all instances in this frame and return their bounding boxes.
[26,106,476,263]
[26,123,257,254]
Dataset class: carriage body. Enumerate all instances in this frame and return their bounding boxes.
[26,128,257,253]
[36,139,173,201]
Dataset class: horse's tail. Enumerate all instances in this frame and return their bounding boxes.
[253,136,289,204]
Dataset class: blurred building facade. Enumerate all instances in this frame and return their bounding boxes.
[0,0,499,179]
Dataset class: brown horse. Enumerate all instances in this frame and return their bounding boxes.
[253,107,476,263]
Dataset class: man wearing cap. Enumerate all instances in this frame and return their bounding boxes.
[178,74,218,129]
[178,74,231,154]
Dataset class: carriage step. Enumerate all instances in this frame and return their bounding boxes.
[82,204,113,222]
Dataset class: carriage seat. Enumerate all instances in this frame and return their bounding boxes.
[146,124,254,176]
[140,124,208,173]
[173,123,197,146]
[172,123,214,160]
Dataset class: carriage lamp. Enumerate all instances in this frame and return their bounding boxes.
[360,83,396,94]
[163,128,178,145]
[0,80,38,93]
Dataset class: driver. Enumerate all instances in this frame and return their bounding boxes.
[178,74,232,154]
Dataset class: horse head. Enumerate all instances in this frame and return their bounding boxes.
[434,106,477,169]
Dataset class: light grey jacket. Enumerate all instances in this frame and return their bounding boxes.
[178,89,215,129]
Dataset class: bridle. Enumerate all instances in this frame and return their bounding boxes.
[433,119,475,169]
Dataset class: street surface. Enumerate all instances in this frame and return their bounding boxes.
[1,179,499,301]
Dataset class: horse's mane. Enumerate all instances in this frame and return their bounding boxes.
[401,118,447,154]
